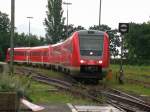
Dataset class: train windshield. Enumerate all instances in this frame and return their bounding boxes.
[79,35,104,56]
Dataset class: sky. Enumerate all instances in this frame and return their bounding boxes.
[0,0,150,37]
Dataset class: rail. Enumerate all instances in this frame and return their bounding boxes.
[15,66,150,112]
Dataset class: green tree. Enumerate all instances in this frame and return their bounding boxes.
[125,22,150,64]
[14,33,28,47]
[73,25,85,32]
[0,11,10,61]
[29,34,46,46]
[44,0,65,44]
[14,33,47,47]
[89,24,111,31]
[107,29,120,58]
[62,24,85,39]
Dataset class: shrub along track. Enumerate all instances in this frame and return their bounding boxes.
[15,66,150,112]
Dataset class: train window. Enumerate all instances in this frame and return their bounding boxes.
[79,35,104,56]
[53,47,61,55]
[26,51,29,56]
[14,51,25,56]
[63,42,73,53]
[43,51,48,56]
[31,52,41,56]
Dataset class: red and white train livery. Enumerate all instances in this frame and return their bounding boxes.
[6,30,110,80]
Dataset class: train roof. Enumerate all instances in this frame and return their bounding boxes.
[8,45,50,50]
[8,47,30,50]
[77,30,105,35]
[51,42,63,47]
[29,45,50,49]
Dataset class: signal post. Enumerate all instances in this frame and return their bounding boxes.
[118,23,129,84]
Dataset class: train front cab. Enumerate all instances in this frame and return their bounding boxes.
[70,30,109,80]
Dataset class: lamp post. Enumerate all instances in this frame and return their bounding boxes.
[10,0,15,74]
[99,0,102,29]
[63,2,72,38]
[27,17,33,47]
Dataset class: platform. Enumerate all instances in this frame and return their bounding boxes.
[20,103,122,112]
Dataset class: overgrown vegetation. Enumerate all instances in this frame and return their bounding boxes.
[124,22,150,64]
[29,82,92,104]
[108,64,150,96]
[0,73,31,98]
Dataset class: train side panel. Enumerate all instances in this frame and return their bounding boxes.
[68,33,80,74]
[30,49,42,64]
[50,44,62,67]
[7,48,29,64]
[61,39,72,67]
[42,48,50,65]
[102,33,110,68]
[29,46,50,65]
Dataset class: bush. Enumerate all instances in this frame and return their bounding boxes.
[0,73,31,98]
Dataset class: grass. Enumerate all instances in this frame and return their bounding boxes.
[111,64,150,76]
[107,64,150,96]
[28,81,94,104]
[14,65,94,104]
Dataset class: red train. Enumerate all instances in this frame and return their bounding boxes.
[6,30,110,80]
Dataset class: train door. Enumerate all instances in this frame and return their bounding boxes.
[26,50,30,64]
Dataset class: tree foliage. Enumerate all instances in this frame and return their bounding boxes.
[14,33,46,47]
[89,25,111,31]
[44,0,65,44]
[108,30,120,58]
[0,11,47,61]
[0,11,10,60]
[124,22,150,64]
[62,24,85,40]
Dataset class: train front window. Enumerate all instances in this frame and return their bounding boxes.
[79,35,104,56]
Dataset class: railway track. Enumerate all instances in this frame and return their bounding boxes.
[85,87,150,112]
[102,90,150,111]
[15,66,150,112]
[15,66,73,89]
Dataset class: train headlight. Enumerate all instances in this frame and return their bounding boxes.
[98,60,103,64]
[80,60,85,64]
[90,52,93,55]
